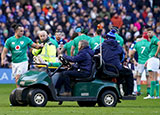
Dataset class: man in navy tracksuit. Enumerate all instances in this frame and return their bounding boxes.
[55,40,94,96]
[95,30,134,96]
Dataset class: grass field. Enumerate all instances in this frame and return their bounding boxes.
[0,84,160,115]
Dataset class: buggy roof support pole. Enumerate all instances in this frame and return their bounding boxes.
[99,35,102,68]
[97,24,103,69]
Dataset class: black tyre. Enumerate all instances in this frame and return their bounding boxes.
[27,89,48,107]
[77,101,96,107]
[98,90,117,107]
[10,89,28,106]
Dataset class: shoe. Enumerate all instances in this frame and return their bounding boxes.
[146,93,150,96]
[58,101,63,105]
[60,92,71,96]
[144,95,154,99]
[132,92,137,96]
[137,92,141,96]
[154,96,160,99]
[132,92,141,96]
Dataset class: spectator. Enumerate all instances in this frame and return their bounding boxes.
[42,1,53,16]
[0,9,6,23]
[111,12,123,29]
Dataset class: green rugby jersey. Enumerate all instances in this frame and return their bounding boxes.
[63,40,74,56]
[149,35,160,58]
[133,39,150,64]
[4,35,34,63]
[115,33,124,47]
[73,34,91,55]
[89,35,104,50]
[49,37,58,48]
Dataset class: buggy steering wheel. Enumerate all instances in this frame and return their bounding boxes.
[59,56,71,67]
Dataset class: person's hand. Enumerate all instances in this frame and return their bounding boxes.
[144,61,148,67]
[134,61,138,66]
[58,54,63,58]
[39,43,44,48]
[1,59,4,67]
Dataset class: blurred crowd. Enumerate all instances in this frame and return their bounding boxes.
[0,0,160,68]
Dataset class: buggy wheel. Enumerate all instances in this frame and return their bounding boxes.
[10,89,28,106]
[27,89,48,107]
[98,90,117,107]
[77,101,96,107]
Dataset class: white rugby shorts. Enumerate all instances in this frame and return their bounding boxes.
[147,57,159,72]
[12,61,28,78]
[137,63,148,76]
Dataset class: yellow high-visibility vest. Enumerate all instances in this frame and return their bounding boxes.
[32,42,56,63]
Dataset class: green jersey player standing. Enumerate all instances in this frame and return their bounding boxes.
[130,36,150,95]
[111,26,124,47]
[115,33,124,47]
[144,28,160,99]
[71,27,91,56]
[1,23,43,87]
[61,32,78,56]
[89,29,104,50]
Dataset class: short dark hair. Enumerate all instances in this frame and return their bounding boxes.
[136,35,142,39]
[70,32,78,40]
[88,33,94,37]
[11,23,23,31]
[55,29,62,33]
[96,29,102,35]
[147,28,153,31]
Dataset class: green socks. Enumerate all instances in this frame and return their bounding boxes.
[150,81,156,97]
[156,81,159,97]
[137,85,141,93]
[147,87,150,95]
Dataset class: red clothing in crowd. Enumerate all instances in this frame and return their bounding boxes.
[111,15,123,29]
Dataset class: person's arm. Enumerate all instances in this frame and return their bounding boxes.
[31,43,44,49]
[1,47,8,66]
[129,49,136,59]
[63,53,85,62]
[70,45,75,56]
[155,41,160,57]
[120,49,126,63]
[60,47,66,54]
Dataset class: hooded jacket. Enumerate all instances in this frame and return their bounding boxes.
[95,39,124,70]
[63,46,94,73]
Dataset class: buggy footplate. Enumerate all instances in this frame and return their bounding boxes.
[122,96,136,100]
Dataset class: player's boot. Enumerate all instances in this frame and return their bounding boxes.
[143,95,154,99]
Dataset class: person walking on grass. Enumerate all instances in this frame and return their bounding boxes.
[1,23,43,87]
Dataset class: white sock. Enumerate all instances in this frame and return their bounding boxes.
[133,79,137,93]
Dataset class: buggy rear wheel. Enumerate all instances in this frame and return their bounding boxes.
[98,90,117,107]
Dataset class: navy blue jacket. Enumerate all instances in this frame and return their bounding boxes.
[63,46,94,73]
[95,39,124,70]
